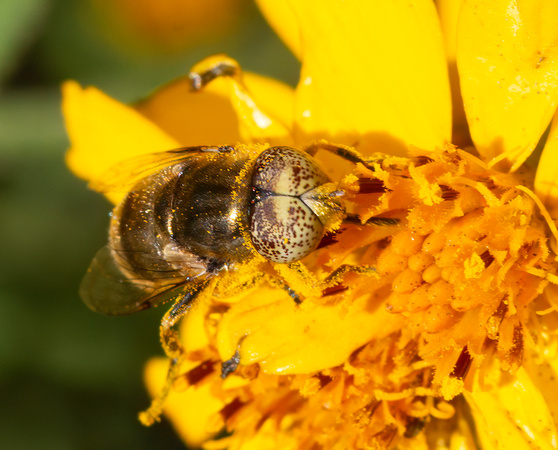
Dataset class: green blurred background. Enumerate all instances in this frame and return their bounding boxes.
[0,1,298,448]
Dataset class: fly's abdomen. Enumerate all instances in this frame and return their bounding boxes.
[110,153,254,281]
[170,155,253,265]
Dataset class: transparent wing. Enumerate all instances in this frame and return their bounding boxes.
[79,246,191,315]
[89,145,234,194]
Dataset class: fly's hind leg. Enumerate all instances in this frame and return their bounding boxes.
[273,261,379,303]
[189,54,242,91]
[188,55,284,139]
[139,280,211,426]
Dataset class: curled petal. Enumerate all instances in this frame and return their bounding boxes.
[290,0,451,155]
[242,72,295,139]
[64,64,294,206]
[136,68,295,146]
[184,55,292,144]
[457,0,558,171]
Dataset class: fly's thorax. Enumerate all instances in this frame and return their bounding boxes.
[249,146,346,264]
[170,152,255,264]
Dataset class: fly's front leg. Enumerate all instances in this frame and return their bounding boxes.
[272,261,323,300]
[189,54,242,91]
[304,139,384,172]
[266,275,302,305]
[273,261,377,302]
[139,280,211,426]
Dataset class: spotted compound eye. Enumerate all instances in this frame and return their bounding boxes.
[250,146,329,263]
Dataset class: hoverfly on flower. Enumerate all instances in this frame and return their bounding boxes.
[79,56,402,425]
[64,0,558,447]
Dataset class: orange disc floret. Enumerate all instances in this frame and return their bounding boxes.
[149,145,557,447]
[350,145,556,394]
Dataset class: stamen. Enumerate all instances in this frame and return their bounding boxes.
[317,231,340,249]
[414,156,435,166]
[457,149,490,170]
[439,185,460,200]
[358,177,386,194]
[322,284,349,297]
[373,386,436,401]
[450,347,472,380]
[479,250,495,268]
[315,373,333,389]
[453,176,500,206]
[185,360,215,385]
[220,397,246,421]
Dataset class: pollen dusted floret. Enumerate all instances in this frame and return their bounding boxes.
[164,145,558,448]
[366,146,556,387]
[184,333,451,449]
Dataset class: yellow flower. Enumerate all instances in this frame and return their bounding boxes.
[63,0,558,448]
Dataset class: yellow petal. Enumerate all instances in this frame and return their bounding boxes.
[255,0,302,60]
[216,286,405,374]
[62,81,179,204]
[464,367,558,449]
[229,75,293,145]
[205,421,298,450]
[290,0,451,156]
[523,348,558,433]
[243,72,295,137]
[437,0,471,147]
[457,0,558,171]
[144,357,224,447]
[436,0,464,63]
[535,111,558,216]
[135,76,241,146]
[179,295,212,353]
[136,69,295,146]
[423,402,482,450]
